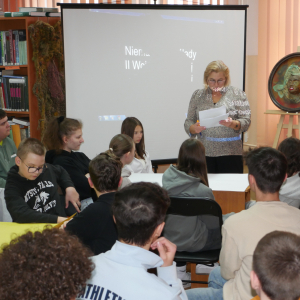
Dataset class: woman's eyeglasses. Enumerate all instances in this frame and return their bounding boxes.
[208,79,225,85]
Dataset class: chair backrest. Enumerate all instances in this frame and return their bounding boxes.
[167,196,223,232]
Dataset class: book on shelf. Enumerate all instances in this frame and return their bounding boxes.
[0,29,26,66]
[11,124,21,147]
[46,12,61,17]
[18,30,27,65]
[19,7,59,13]
[10,123,30,147]
[12,117,30,126]
[4,12,47,17]
[0,75,29,111]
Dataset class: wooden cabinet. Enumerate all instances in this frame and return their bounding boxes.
[0,16,60,140]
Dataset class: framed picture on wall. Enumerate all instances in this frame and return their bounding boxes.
[268,52,300,112]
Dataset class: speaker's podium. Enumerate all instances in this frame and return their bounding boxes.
[265,110,300,148]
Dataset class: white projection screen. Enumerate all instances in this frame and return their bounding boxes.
[60,4,248,163]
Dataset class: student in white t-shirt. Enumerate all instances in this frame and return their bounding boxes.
[121,117,153,173]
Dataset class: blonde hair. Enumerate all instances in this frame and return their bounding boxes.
[203,60,231,89]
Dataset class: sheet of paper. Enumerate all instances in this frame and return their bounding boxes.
[199,105,226,119]
[198,105,229,128]
[200,113,229,128]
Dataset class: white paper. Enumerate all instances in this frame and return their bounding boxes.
[198,105,229,128]
[201,113,229,128]
[128,173,249,192]
[199,106,226,119]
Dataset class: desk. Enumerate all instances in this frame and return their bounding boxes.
[129,173,250,214]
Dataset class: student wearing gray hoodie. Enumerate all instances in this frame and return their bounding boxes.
[278,137,300,208]
[162,139,221,284]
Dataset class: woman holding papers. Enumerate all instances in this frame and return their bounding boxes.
[184,60,251,173]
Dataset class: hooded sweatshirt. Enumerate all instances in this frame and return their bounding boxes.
[279,172,300,208]
[162,165,216,252]
[76,241,188,300]
[5,164,74,223]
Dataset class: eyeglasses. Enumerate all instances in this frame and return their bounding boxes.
[19,157,46,173]
[208,79,225,85]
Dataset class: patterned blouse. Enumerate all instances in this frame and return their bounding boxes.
[184,86,251,157]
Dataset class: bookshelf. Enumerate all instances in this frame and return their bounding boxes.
[0,16,60,140]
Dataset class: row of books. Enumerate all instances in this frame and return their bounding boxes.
[2,12,61,17]
[0,7,60,18]
[0,30,27,66]
[0,75,29,111]
[8,118,30,147]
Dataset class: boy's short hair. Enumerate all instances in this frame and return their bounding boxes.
[245,147,287,193]
[0,227,94,300]
[89,152,122,192]
[17,138,46,160]
[112,182,170,246]
[0,109,6,120]
[253,231,300,300]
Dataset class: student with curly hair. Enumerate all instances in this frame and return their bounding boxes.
[0,227,94,300]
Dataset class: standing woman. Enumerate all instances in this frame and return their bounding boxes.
[184,60,251,173]
[121,117,153,173]
[43,116,96,212]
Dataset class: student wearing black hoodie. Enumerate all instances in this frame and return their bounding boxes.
[64,151,122,255]
[5,138,80,223]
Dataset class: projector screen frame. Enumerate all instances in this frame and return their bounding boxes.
[59,3,248,168]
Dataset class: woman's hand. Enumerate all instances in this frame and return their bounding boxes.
[219,118,240,130]
[189,122,206,135]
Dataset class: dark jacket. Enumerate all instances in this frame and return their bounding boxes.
[46,150,96,201]
[5,164,74,223]
[66,192,118,255]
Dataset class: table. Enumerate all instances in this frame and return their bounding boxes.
[129,173,250,214]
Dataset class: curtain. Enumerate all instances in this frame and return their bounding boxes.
[257,0,300,147]
[4,0,227,9]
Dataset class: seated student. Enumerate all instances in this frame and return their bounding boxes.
[109,134,135,189]
[77,182,188,300]
[278,137,300,208]
[65,152,121,255]
[162,138,221,283]
[0,227,94,300]
[0,109,17,188]
[44,116,96,212]
[250,230,300,300]
[186,147,300,300]
[121,117,153,173]
[5,138,80,223]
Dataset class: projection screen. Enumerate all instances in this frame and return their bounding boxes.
[60,4,248,162]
